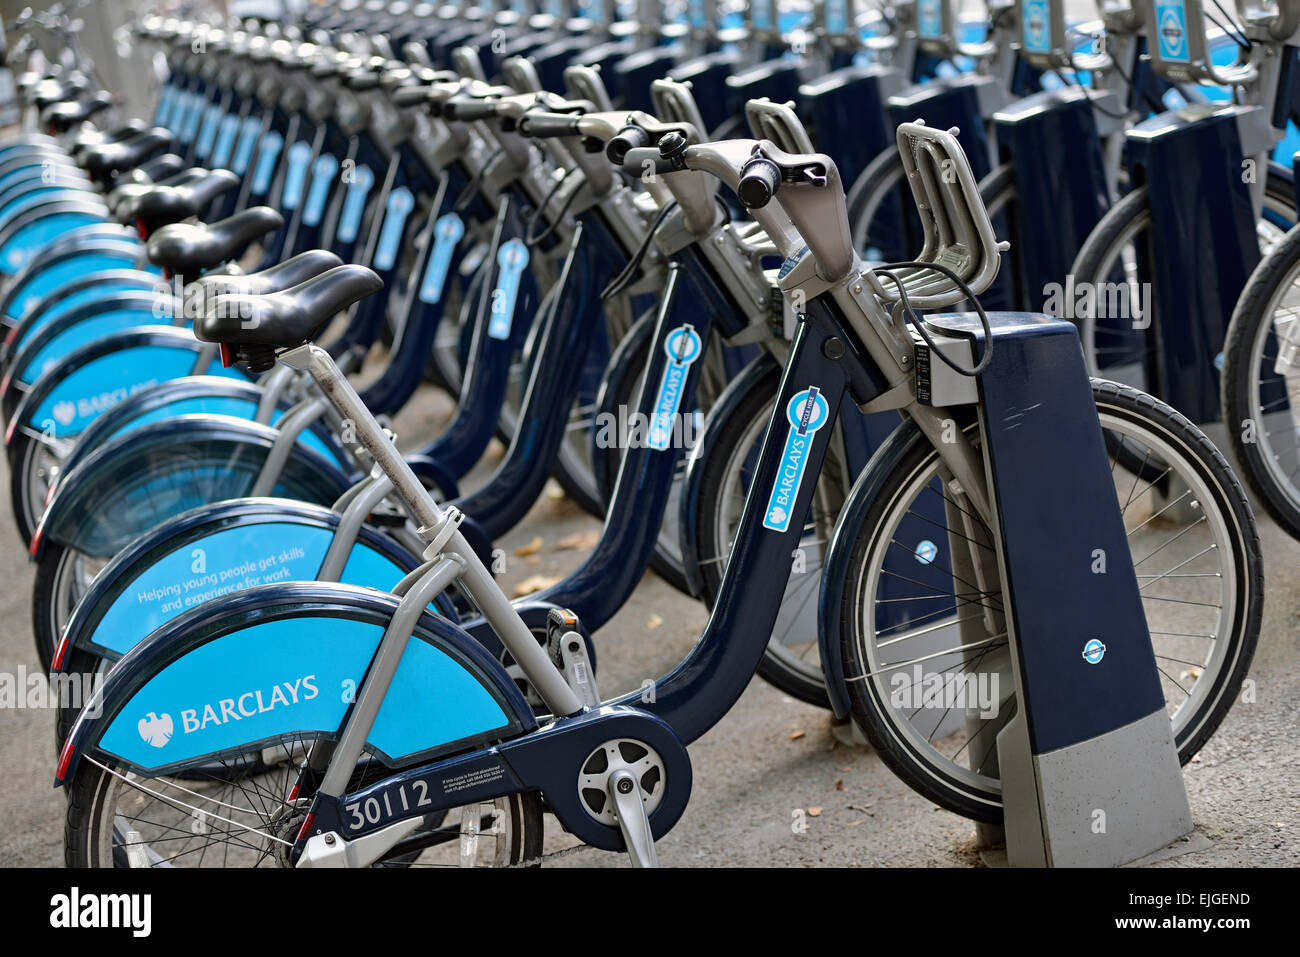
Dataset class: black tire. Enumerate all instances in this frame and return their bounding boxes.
[65,741,545,867]
[1220,220,1300,538]
[32,542,106,674]
[8,431,54,545]
[838,379,1263,822]
[1070,171,1297,393]
[690,358,850,709]
[847,149,913,261]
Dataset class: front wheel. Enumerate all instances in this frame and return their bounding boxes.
[1220,221,1300,539]
[837,380,1262,823]
[1069,172,1296,393]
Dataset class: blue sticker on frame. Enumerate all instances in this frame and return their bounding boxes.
[488,238,529,340]
[419,213,464,304]
[373,187,415,271]
[336,164,376,243]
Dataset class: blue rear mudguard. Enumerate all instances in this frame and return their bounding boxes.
[3,292,168,393]
[31,411,480,561]
[0,154,88,190]
[4,326,245,443]
[0,232,146,322]
[52,497,459,671]
[0,178,96,222]
[51,375,347,478]
[55,582,536,786]
[0,268,161,367]
[30,414,354,561]
[0,183,101,231]
[42,375,461,500]
[0,199,108,274]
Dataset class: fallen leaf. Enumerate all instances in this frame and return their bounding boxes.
[807,807,822,817]
[646,614,664,630]
[789,730,805,741]
[514,536,543,557]
[555,529,601,551]
[513,574,561,597]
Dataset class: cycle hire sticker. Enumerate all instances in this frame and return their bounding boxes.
[648,324,703,451]
[249,131,284,196]
[763,387,830,533]
[825,0,849,35]
[1022,0,1051,54]
[210,114,240,170]
[280,139,313,210]
[195,104,224,159]
[373,187,415,272]
[489,238,529,340]
[917,0,943,39]
[419,212,465,304]
[301,153,340,227]
[1154,0,1190,62]
[231,117,263,175]
[336,164,376,243]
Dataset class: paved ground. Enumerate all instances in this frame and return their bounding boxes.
[0,380,1296,868]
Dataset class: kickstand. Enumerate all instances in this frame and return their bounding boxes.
[607,769,659,868]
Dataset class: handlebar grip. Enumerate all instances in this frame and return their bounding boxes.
[518,112,581,138]
[737,158,781,210]
[606,125,650,166]
[443,98,497,121]
[622,146,677,178]
[391,86,429,107]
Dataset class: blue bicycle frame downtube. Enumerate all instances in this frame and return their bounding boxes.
[450,210,621,538]
[611,297,885,744]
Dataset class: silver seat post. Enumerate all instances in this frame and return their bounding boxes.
[278,342,586,718]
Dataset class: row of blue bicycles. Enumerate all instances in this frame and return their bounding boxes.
[0,0,1287,866]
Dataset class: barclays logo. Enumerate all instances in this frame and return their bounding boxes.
[137,711,174,748]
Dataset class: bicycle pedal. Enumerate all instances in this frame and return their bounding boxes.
[607,769,658,868]
[546,608,599,707]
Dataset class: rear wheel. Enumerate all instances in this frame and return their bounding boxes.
[32,541,107,673]
[9,430,61,545]
[65,742,544,867]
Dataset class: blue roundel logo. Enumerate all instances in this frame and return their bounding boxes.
[1082,639,1106,665]
[785,389,829,434]
[1159,8,1186,59]
[915,540,938,564]
[664,326,702,365]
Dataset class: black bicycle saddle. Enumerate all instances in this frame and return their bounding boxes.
[41,91,113,134]
[110,168,239,227]
[146,206,285,275]
[196,264,383,357]
[77,128,173,182]
[192,249,344,299]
